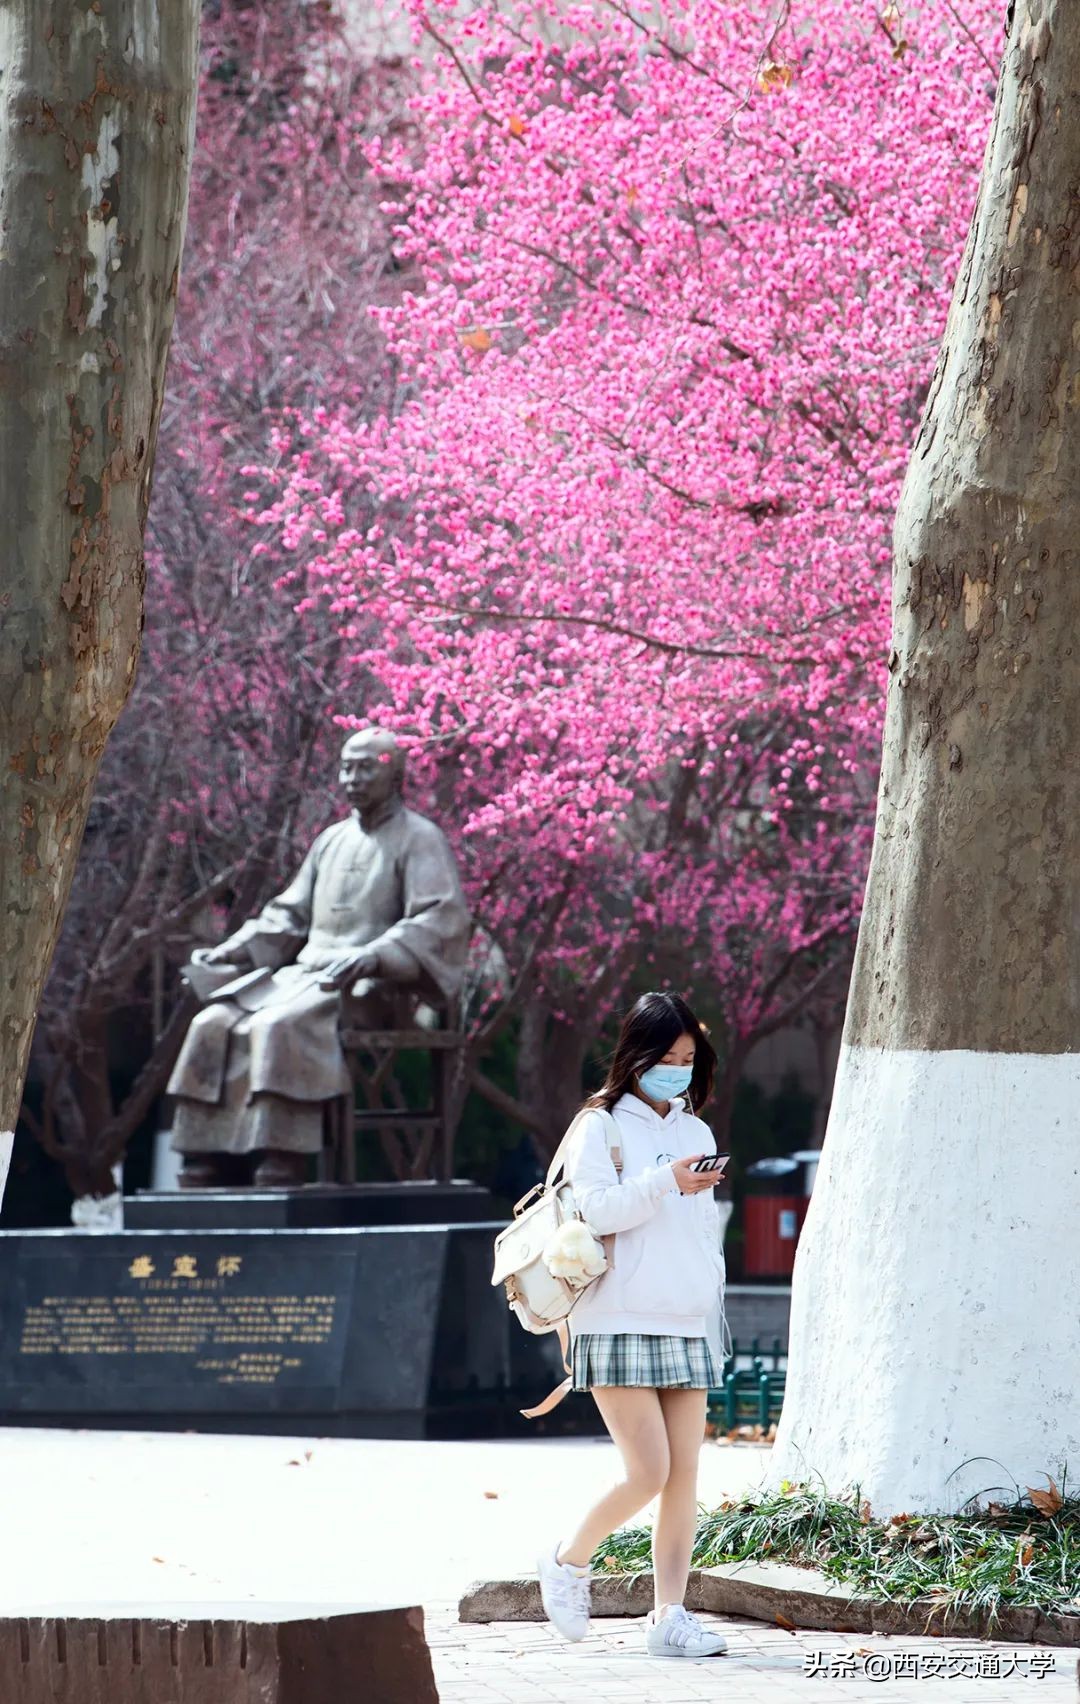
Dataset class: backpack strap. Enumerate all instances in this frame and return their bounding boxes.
[520,1319,573,1420]
[545,1105,622,1191]
[604,1109,623,1176]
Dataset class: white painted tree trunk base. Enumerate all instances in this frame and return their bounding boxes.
[763,1045,1080,1517]
[0,1132,13,1210]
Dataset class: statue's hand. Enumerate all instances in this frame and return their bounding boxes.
[318,949,379,992]
[197,942,250,968]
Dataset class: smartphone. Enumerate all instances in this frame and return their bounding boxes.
[690,1153,729,1174]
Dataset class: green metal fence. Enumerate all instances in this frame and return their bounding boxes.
[706,1336,786,1431]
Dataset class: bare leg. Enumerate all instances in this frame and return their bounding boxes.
[556,1387,670,1567]
[652,1387,708,1613]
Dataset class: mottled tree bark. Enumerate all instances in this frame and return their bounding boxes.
[0,3,199,1193]
[767,0,1080,1515]
[848,5,1080,1052]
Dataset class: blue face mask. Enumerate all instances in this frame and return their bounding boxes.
[638,1063,693,1102]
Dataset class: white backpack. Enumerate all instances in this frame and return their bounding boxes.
[491,1105,622,1418]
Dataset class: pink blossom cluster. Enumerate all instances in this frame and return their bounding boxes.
[262,0,999,1040]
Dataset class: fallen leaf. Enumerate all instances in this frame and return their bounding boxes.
[152,1557,166,1565]
[1028,1478,1063,1517]
[775,1612,796,1631]
[1006,1527,1033,1583]
[483,1490,499,1500]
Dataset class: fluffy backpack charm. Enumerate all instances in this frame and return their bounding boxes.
[542,1216,608,1284]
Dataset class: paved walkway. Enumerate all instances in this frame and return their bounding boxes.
[0,1427,771,1607]
[0,1427,1074,1700]
[427,1603,1080,1703]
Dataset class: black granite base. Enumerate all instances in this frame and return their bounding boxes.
[125,1181,498,1231]
[0,1223,580,1439]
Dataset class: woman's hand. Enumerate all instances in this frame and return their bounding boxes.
[672,1154,719,1194]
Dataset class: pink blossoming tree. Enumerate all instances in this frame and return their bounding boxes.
[264,0,1000,1146]
[25,0,1002,1192]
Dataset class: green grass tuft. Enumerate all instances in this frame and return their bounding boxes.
[593,1471,1080,1632]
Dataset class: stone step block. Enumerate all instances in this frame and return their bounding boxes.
[0,1602,437,1703]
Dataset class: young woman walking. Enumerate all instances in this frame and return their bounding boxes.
[536,991,730,1659]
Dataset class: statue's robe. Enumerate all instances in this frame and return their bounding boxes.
[167,797,470,1155]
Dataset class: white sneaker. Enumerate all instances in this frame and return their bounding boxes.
[537,1543,591,1642]
[644,1602,728,1657]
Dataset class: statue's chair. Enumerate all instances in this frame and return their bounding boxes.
[321,999,466,1184]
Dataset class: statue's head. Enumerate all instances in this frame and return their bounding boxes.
[339,728,406,817]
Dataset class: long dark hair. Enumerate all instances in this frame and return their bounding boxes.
[585,991,717,1115]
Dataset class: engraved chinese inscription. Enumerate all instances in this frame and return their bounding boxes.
[14,1246,349,1393]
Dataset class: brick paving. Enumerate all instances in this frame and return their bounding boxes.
[426,1602,1080,1703]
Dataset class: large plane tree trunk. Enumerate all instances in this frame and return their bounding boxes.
[0,3,199,1197]
[766,1,1080,1515]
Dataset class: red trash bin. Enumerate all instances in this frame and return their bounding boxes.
[742,1156,805,1278]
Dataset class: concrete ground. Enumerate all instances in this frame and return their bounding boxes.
[0,1427,1074,1701]
[0,1426,771,1609]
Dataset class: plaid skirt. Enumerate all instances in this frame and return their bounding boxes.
[571,1332,724,1391]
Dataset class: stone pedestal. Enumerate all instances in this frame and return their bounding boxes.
[125,1181,497,1231]
[0,1221,570,1437]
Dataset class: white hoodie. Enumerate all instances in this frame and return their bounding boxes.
[563,1090,726,1339]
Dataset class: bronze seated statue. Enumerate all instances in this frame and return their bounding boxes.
[166,728,471,1188]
